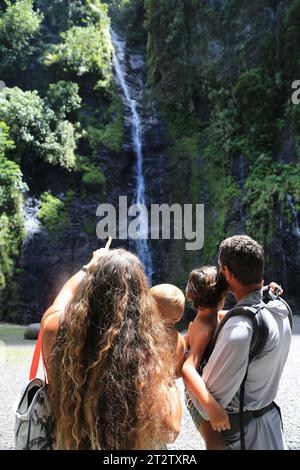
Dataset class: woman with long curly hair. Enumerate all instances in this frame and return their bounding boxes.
[41,239,182,450]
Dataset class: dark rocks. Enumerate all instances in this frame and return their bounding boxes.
[24,323,40,340]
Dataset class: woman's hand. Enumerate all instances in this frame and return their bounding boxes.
[207,402,231,432]
[85,237,112,271]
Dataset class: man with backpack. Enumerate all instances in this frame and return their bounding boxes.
[192,235,293,450]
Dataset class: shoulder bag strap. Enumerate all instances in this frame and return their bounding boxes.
[29,325,44,381]
[29,311,60,382]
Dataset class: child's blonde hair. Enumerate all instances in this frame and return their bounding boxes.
[150,284,185,320]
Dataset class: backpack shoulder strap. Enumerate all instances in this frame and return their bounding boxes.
[209,302,268,361]
[276,297,293,331]
[262,288,293,331]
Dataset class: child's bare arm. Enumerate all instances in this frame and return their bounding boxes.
[181,325,230,432]
[174,334,187,377]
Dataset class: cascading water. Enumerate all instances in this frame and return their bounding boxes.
[287,193,300,239]
[23,196,41,243]
[111,30,153,279]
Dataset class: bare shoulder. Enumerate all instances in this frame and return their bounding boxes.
[42,309,63,334]
[192,316,215,336]
[188,317,214,351]
[41,304,64,329]
[42,310,63,371]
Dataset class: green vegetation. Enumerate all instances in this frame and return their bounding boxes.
[82,168,106,187]
[201,100,240,261]
[87,117,123,153]
[140,0,300,281]
[291,104,300,158]
[244,155,300,244]
[1,0,300,306]
[46,81,82,119]
[0,0,43,77]
[0,122,26,295]
[0,1,124,306]
[44,23,113,80]
[0,87,78,169]
[285,0,300,79]
[38,191,72,233]
[0,323,26,341]
[108,0,147,45]
[76,156,106,191]
[145,0,193,124]
[83,91,124,153]
[233,69,280,153]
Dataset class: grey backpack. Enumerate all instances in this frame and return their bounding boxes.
[14,327,54,450]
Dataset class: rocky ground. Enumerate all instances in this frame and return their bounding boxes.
[1,319,300,451]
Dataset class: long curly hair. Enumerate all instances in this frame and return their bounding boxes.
[48,249,175,450]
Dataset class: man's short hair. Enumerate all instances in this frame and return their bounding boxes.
[219,235,264,286]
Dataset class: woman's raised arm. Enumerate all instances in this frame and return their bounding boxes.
[41,238,112,373]
[41,237,112,326]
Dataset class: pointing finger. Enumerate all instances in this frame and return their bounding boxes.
[105,236,112,250]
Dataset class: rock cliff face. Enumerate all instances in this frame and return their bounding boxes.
[144,0,300,311]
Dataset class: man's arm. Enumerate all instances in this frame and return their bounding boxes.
[192,318,253,420]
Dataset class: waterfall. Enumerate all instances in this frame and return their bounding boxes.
[287,193,300,239]
[111,30,153,279]
[23,196,41,243]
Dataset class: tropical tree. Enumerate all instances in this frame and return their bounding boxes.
[0,0,43,76]
[0,87,78,169]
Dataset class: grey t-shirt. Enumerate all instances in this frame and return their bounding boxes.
[188,290,292,450]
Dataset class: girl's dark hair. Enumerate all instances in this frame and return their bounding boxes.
[186,266,228,309]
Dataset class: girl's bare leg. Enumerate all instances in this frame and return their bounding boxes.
[199,420,225,450]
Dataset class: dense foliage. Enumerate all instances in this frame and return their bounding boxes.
[46,81,82,119]
[107,0,147,45]
[38,191,71,233]
[141,0,300,269]
[0,87,78,169]
[0,122,25,296]
[0,0,123,304]
[0,0,43,78]
[44,24,113,80]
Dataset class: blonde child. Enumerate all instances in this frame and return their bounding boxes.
[150,284,186,378]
